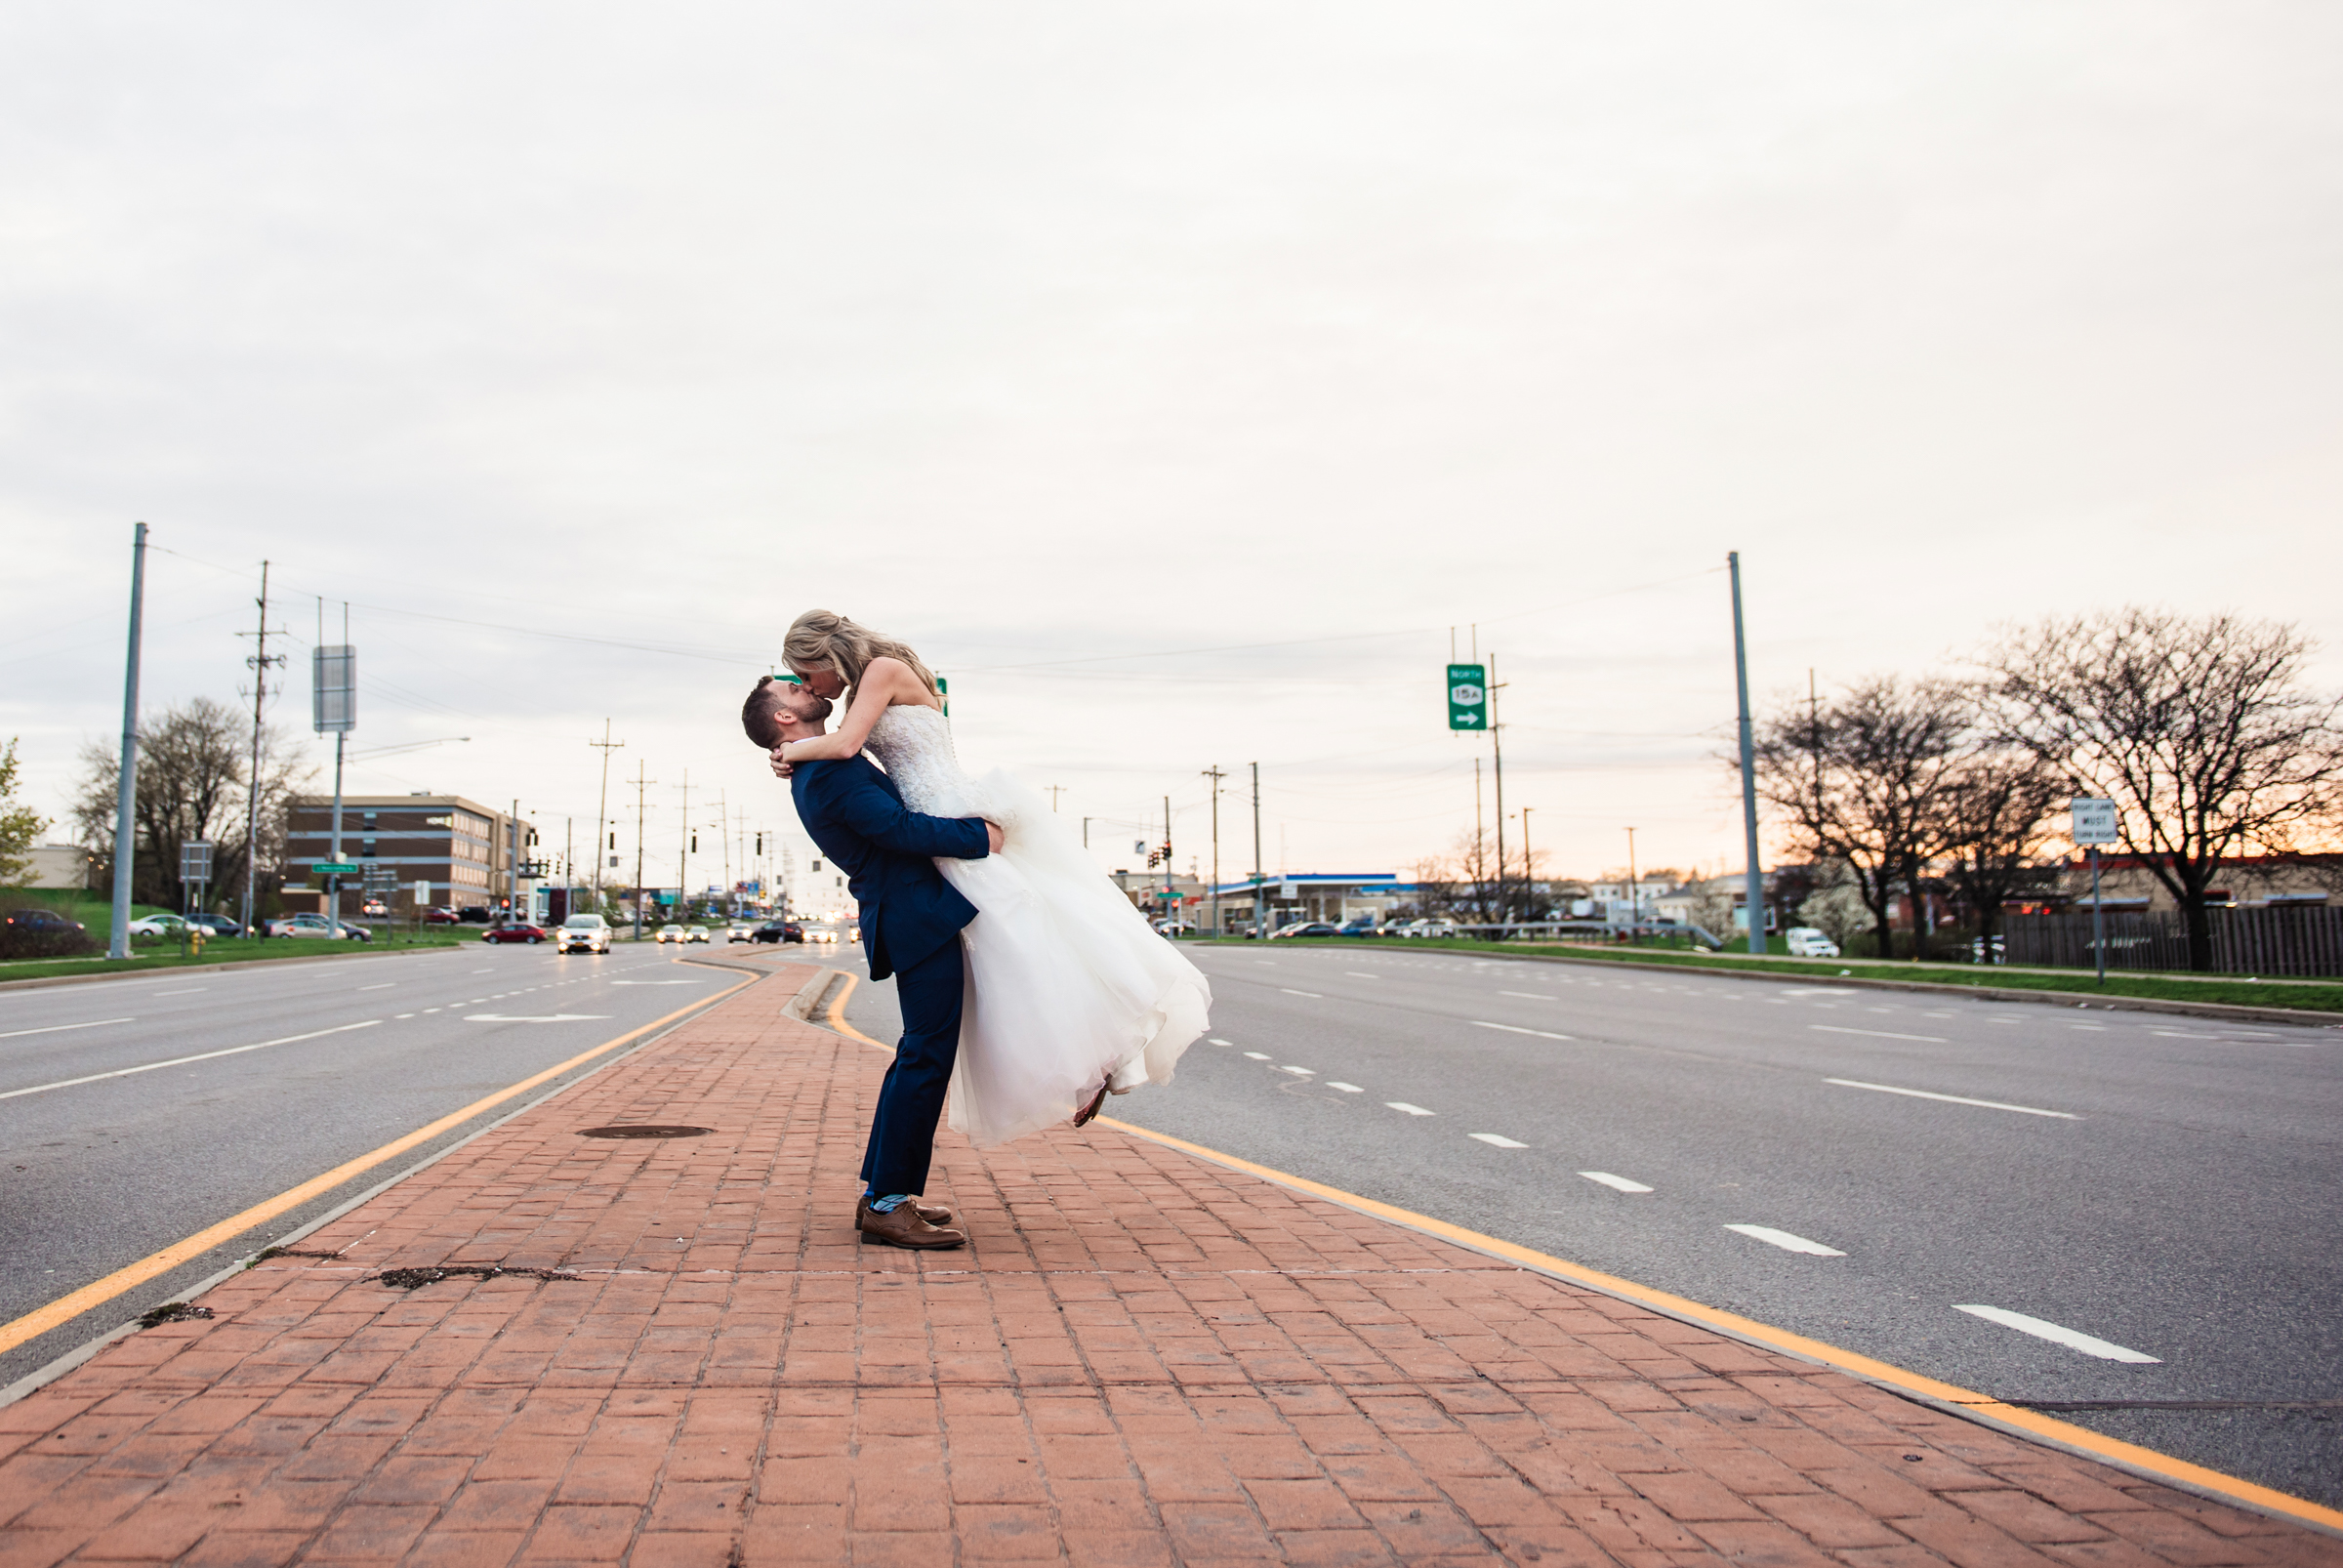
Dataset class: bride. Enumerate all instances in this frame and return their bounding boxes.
[770,609,1212,1146]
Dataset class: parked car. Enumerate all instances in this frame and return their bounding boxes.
[3,908,86,936]
[1336,917,1381,937]
[360,898,389,917]
[752,921,804,944]
[424,907,462,926]
[267,913,370,941]
[684,925,711,944]
[1400,919,1457,939]
[186,913,244,938]
[1784,927,1841,959]
[457,907,493,925]
[482,924,548,945]
[556,914,611,954]
[1270,921,1343,940]
[125,913,190,938]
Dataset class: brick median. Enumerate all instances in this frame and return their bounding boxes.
[0,959,2332,1566]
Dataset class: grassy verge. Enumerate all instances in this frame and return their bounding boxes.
[0,930,485,985]
[1202,936,2343,1014]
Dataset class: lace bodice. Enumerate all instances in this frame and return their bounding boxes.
[862,704,968,812]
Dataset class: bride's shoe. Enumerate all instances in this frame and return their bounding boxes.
[1071,1083,1111,1128]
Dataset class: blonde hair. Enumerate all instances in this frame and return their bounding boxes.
[782,609,940,701]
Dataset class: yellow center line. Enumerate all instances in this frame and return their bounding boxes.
[1093,1115,2343,1536]
[0,971,760,1362]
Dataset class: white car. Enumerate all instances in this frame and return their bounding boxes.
[1784,927,1841,958]
[267,913,370,942]
[684,925,711,944]
[557,914,611,954]
[654,923,687,945]
[726,923,758,943]
[124,913,190,938]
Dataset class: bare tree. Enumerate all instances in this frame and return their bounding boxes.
[1985,609,2343,970]
[71,699,312,909]
[1749,677,1967,960]
[1935,743,2064,949]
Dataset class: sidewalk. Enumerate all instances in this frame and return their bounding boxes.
[0,958,2333,1566]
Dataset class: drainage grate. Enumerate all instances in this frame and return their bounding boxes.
[578,1125,712,1139]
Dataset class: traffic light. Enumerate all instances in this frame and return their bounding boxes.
[755,833,763,854]
[608,832,616,849]
[691,833,698,853]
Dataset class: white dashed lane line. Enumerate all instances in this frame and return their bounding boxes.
[1277,1065,1313,1077]
[1243,1052,1271,1060]
[1280,989,1323,998]
[1343,972,1379,980]
[0,1018,135,1040]
[1825,1078,2080,1120]
[1385,1102,1435,1116]
[1472,1021,1573,1041]
[1579,1172,1653,1193]
[1725,1224,1846,1257]
[1209,1038,1234,1047]
[1500,991,1555,1000]
[1469,1133,1528,1148]
[1810,1025,1947,1043]
[0,1020,383,1101]
[1954,1305,2160,1363]
[1327,1082,1364,1093]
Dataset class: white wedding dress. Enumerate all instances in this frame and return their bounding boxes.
[862,704,1213,1147]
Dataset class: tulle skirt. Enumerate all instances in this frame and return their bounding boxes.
[921,767,1212,1147]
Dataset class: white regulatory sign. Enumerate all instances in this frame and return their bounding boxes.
[2070,797,2118,846]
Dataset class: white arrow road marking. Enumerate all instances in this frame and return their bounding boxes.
[1811,1025,1947,1043]
[1826,1078,2080,1119]
[1472,1021,1574,1041]
[1580,1172,1653,1193]
[1954,1305,2160,1363]
[1385,1102,1435,1116]
[463,1014,613,1023]
[0,1020,382,1100]
[1726,1224,1846,1257]
[1469,1134,1528,1148]
[0,1018,134,1041]
[1327,1082,1364,1093]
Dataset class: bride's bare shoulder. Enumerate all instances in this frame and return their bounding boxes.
[866,655,942,711]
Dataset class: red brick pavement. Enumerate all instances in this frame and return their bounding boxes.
[0,957,2335,1565]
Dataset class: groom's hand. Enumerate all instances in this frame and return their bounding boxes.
[985,821,1005,854]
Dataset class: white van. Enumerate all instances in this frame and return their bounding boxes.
[1784,927,1840,958]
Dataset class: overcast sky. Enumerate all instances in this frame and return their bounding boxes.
[4,2,2338,893]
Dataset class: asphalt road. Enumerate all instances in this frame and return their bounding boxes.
[0,939,755,1391]
[822,938,2343,1509]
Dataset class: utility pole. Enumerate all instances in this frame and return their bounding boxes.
[1490,651,1508,937]
[1203,765,1225,939]
[564,817,574,921]
[1625,826,1639,941]
[314,601,354,941]
[715,791,731,918]
[106,523,149,961]
[1473,757,1485,925]
[1047,786,1066,812]
[1251,762,1264,940]
[1163,794,1173,931]
[508,798,524,922]
[1520,806,1535,922]
[1729,551,1766,955]
[632,761,652,940]
[590,722,624,907]
[236,558,283,939]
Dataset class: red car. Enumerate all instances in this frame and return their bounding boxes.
[424,908,462,926]
[480,924,548,944]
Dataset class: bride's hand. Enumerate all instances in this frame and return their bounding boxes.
[769,745,793,780]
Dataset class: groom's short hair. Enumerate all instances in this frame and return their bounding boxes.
[742,676,831,750]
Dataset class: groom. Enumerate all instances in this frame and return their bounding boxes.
[744,676,1002,1249]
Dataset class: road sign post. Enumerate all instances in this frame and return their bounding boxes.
[1446,664,1487,731]
[179,840,213,957]
[2070,798,2118,986]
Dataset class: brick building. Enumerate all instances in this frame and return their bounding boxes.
[282,794,535,915]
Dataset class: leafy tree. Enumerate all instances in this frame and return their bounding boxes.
[1986,609,2343,970]
[0,738,48,887]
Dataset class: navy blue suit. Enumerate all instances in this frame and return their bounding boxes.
[790,754,991,1197]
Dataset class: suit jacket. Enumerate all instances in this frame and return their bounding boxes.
[789,754,990,980]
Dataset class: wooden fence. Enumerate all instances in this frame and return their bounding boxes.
[2004,904,2343,976]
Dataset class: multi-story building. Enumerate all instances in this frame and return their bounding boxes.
[282,794,536,915]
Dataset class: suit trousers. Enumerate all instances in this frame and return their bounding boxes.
[859,936,965,1198]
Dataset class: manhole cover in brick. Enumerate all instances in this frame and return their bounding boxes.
[577,1125,712,1139]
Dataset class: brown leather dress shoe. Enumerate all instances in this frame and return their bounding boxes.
[857,1201,966,1250]
[857,1193,953,1226]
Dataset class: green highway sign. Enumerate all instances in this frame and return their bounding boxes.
[1447,663,1488,730]
[312,861,361,875]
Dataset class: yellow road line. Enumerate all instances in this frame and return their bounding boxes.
[818,972,885,1049]
[1095,1115,2343,1536]
[0,974,757,1361]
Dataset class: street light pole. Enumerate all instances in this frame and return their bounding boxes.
[1729,551,1767,955]
[106,523,149,961]
[1251,762,1265,940]
[1203,765,1225,939]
